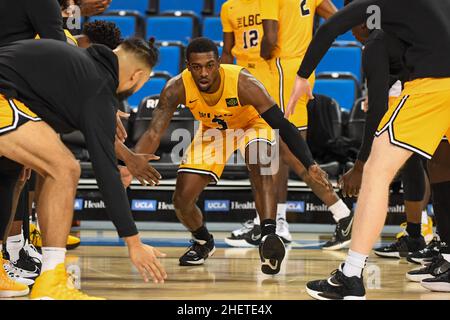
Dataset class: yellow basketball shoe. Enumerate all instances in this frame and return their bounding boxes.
[30,264,104,300]
[30,223,81,250]
[0,259,30,298]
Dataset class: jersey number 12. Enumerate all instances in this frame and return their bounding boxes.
[243,30,259,49]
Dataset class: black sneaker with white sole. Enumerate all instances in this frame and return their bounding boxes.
[322,212,354,251]
[406,255,450,282]
[224,224,261,248]
[179,237,216,266]
[407,237,445,265]
[421,267,450,292]
[306,264,366,300]
[374,235,426,259]
[259,234,285,275]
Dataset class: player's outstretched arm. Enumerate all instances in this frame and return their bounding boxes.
[260,19,278,60]
[134,75,185,155]
[220,32,235,64]
[238,69,332,190]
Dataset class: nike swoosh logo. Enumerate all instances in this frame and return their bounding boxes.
[189,99,198,103]
[341,218,354,237]
[251,234,261,241]
[263,260,278,270]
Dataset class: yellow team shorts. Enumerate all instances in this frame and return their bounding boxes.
[178,117,275,183]
[270,56,315,130]
[376,78,450,159]
[0,95,41,136]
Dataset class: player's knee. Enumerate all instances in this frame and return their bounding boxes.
[48,158,80,185]
[172,191,193,211]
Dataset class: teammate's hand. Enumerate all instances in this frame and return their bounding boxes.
[80,0,111,16]
[124,153,161,186]
[116,110,129,143]
[19,167,32,182]
[118,165,133,188]
[126,236,167,283]
[339,160,364,198]
[285,76,313,119]
[362,97,369,113]
[308,164,333,191]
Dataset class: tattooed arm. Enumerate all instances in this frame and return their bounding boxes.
[134,75,185,154]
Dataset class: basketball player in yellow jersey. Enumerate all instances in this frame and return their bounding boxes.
[134,38,331,274]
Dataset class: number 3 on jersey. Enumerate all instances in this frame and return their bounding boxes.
[243,30,259,49]
[300,0,310,16]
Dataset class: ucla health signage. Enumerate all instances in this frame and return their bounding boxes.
[204,200,230,212]
[131,199,157,212]
[74,198,83,211]
[286,201,305,213]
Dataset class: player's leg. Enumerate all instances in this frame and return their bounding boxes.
[306,80,450,300]
[417,140,450,291]
[175,128,224,266]
[374,155,428,258]
[0,158,31,297]
[244,137,285,275]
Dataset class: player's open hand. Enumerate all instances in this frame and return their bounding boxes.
[80,0,111,16]
[118,165,133,188]
[308,164,333,191]
[339,160,364,198]
[126,236,167,284]
[116,110,129,143]
[285,75,313,119]
[124,153,162,186]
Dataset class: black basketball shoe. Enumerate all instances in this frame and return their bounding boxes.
[407,237,445,265]
[179,236,216,266]
[406,255,450,282]
[374,235,426,259]
[421,267,450,292]
[306,264,366,300]
[224,222,261,248]
[11,248,41,275]
[259,234,285,275]
[322,212,354,251]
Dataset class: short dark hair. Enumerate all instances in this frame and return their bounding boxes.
[82,20,123,49]
[120,37,159,69]
[186,37,219,61]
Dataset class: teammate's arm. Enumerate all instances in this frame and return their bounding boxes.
[221,32,235,64]
[81,95,167,283]
[259,0,279,60]
[238,69,332,189]
[26,0,67,41]
[260,20,278,60]
[134,76,185,155]
[316,0,338,19]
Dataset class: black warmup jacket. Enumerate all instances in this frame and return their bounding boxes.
[0,39,137,238]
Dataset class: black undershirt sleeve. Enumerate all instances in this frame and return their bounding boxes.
[297,0,386,79]
[261,105,315,169]
[81,95,138,238]
[358,35,390,162]
[26,0,66,41]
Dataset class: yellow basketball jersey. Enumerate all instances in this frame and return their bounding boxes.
[181,64,260,130]
[260,0,323,59]
[221,0,265,62]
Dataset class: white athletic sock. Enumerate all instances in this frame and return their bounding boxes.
[442,254,450,263]
[276,203,287,221]
[343,249,368,278]
[7,233,24,262]
[0,243,2,252]
[329,200,351,222]
[253,214,260,225]
[421,211,429,225]
[41,247,66,273]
